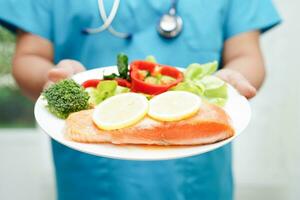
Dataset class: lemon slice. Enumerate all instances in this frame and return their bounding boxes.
[92,93,148,130]
[148,91,201,122]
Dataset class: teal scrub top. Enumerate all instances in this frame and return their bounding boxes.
[0,1,280,199]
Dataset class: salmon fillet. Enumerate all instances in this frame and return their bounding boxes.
[65,102,234,146]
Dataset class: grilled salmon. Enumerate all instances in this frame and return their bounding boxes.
[65,102,234,145]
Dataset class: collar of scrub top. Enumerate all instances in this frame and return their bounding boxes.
[82,0,183,39]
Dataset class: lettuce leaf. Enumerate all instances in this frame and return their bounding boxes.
[171,80,204,96]
[145,55,157,63]
[87,80,130,106]
[185,61,218,81]
[172,61,228,107]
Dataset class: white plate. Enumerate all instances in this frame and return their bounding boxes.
[34,66,251,161]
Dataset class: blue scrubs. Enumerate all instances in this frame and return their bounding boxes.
[0,1,281,199]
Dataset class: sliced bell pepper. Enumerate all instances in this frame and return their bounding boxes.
[82,78,131,89]
[115,78,131,88]
[130,61,183,95]
[82,79,100,88]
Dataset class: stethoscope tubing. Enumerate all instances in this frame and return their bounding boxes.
[83,0,181,39]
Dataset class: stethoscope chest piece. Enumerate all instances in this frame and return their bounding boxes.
[157,0,183,39]
[158,13,183,39]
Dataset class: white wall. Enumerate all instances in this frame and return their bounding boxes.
[234,0,300,199]
[0,1,299,200]
[0,130,55,200]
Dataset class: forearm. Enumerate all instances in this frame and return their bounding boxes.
[223,54,265,90]
[12,54,54,100]
[12,31,54,100]
[216,31,266,99]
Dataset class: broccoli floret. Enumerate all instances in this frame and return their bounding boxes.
[43,79,89,119]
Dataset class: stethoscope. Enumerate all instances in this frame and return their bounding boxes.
[82,0,183,39]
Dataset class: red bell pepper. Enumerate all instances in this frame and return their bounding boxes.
[82,78,131,88]
[82,79,100,88]
[115,78,131,88]
[130,61,183,95]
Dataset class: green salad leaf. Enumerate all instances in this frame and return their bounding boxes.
[205,98,227,107]
[201,76,227,99]
[171,61,228,107]
[185,61,218,81]
[88,80,117,105]
[171,80,204,96]
[87,80,130,106]
[200,76,228,107]
[115,85,131,95]
[145,55,157,63]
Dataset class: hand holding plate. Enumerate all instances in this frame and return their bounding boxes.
[46,60,86,87]
[215,69,256,99]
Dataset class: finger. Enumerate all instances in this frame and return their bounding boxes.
[57,60,85,73]
[48,60,86,82]
[69,60,86,73]
[229,73,256,99]
[235,80,256,99]
[47,66,73,82]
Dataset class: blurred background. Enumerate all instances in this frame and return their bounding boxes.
[0,0,299,199]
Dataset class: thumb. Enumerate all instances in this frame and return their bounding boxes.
[48,60,86,82]
[231,75,257,99]
[216,69,256,99]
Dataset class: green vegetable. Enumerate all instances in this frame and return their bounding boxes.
[145,55,157,63]
[171,61,228,107]
[88,80,130,106]
[171,81,204,95]
[204,97,227,107]
[185,61,218,81]
[104,53,130,80]
[138,70,151,79]
[160,75,176,85]
[103,73,118,79]
[144,76,159,84]
[201,76,227,99]
[200,76,228,107]
[88,80,118,105]
[142,71,176,85]
[43,79,89,119]
[117,53,129,80]
[115,86,130,95]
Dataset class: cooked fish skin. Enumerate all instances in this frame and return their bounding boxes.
[65,103,234,146]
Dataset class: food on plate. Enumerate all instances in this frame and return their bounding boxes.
[82,78,131,89]
[65,100,234,145]
[42,79,89,119]
[42,53,235,146]
[85,80,130,106]
[79,54,227,106]
[201,76,228,106]
[148,91,201,122]
[145,55,157,63]
[171,61,228,106]
[92,93,149,130]
[130,60,183,95]
[184,62,218,81]
[103,53,130,80]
